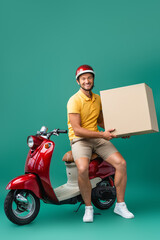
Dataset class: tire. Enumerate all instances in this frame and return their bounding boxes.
[4,190,40,225]
[92,177,116,210]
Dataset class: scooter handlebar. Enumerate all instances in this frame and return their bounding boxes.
[51,129,68,136]
[57,129,68,134]
[36,128,68,138]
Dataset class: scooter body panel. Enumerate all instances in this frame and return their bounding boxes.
[25,137,59,203]
[6,173,43,199]
[89,158,115,179]
[25,137,55,184]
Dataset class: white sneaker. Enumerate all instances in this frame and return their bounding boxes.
[114,202,134,219]
[83,206,94,222]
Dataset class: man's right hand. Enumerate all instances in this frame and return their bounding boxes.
[101,129,117,141]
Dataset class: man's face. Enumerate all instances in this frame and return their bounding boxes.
[77,73,94,91]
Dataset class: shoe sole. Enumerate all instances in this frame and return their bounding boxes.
[114,209,134,219]
[83,220,93,223]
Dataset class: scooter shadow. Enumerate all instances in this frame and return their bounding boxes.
[37,203,115,226]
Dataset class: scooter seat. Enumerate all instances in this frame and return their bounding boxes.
[62,151,99,162]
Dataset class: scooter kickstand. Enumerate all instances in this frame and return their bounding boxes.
[74,202,84,213]
[94,212,101,215]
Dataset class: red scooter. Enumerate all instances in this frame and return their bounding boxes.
[4,126,116,225]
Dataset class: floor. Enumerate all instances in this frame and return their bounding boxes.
[1,182,160,240]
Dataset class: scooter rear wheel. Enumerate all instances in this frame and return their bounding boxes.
[4,190,40,225]
[91,177,116,210]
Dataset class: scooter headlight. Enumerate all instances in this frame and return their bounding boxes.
[27,136,34,148]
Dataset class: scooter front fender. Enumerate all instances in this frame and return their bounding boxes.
[6,173,42,199]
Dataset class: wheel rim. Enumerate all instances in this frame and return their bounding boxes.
[96,198,113,206]
[12,192,36,219]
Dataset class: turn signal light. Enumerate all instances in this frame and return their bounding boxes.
[45,143,50,149]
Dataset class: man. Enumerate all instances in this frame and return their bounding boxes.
[67,65,134,222]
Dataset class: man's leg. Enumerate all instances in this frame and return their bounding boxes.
[75,157,91,205]
[104,152,134,218]
[75,157,94,222]
[104,152,127,202]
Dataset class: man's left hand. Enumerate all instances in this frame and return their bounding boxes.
[121,136,131,139]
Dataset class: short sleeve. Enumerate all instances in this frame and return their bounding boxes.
[67,96,81,114]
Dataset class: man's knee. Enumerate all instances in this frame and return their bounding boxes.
[106,153,126,171]
[77,165,89,177]
[116,158,127,171]
[76,158,89,178]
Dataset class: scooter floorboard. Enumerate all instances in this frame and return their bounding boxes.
[54,177,101,201]
[54,183,80,201]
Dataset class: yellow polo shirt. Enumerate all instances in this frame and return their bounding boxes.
[67,89,102,140]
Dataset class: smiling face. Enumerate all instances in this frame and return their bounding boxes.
[77,73,94,91]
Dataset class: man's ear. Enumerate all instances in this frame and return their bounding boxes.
[76,80,80,85]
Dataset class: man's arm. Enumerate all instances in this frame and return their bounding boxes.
[97,111,130,139]
[69,113,117,140]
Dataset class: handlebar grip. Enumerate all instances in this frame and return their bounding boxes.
[57,129,68,134]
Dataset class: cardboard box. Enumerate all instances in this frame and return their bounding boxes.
[100,83,159,137]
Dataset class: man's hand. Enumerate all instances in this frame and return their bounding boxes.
[102,129,117,141]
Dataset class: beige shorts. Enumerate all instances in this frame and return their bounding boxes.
[70,138,118,161]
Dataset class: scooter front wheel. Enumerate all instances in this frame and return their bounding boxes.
[4,190,40,225]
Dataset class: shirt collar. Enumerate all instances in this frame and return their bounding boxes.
[78,89,96,102]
